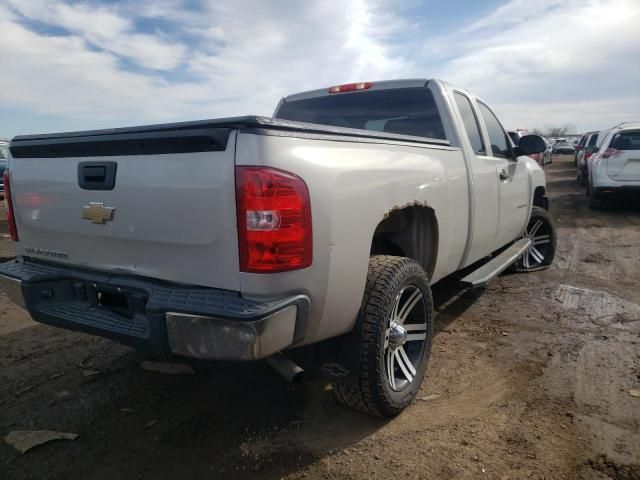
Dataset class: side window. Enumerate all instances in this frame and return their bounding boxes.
[477,102,510,159]
[453,93,485,155]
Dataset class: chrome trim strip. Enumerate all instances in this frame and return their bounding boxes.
[165,305,298,361]
[0,273,25,309]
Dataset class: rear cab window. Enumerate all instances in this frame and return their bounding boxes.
[587,133,599,147]
[275,87,447,140]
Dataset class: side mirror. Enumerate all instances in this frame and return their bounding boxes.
[515,135,546,156]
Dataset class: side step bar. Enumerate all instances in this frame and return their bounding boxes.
[460,238,531,288]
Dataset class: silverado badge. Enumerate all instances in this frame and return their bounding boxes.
[82,202,115,224]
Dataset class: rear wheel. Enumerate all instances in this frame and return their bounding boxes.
[587,181,605,209]
[512,207,556,272]
[577,165,588,187]
[332,256,434,417]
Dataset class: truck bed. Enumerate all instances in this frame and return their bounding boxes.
[10,115,450,157]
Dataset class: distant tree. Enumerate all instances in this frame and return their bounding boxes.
[545,124,576,137]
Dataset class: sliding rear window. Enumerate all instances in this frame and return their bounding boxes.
[276,87,447,140]
[610,130,640,150]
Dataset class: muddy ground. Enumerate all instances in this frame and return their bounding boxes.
[1,155,639,480]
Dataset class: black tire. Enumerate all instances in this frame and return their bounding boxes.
[332,256,434,417]
[578,165,587,187]
[512,206,556,272]
[587,181,604,209]
[578,168,587,187]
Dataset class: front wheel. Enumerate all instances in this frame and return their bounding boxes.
[512,206,556,272]
[332,256,434,417]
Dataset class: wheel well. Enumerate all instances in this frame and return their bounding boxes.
[533,186,548,209]
[370,206,438,280]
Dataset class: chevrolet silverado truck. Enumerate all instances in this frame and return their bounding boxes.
[0,79,556,417]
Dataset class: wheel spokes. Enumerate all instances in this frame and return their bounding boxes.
[521,213,552,269]
[395,347,415,382]
[527,219,543,237]
[404,323,427,342]
[385,285,427,391]
[386,350,396,389]
[530,246,545,263]
[395,288,422,324]
[532,234,550,246]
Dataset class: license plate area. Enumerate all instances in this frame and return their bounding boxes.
[84,283,147,319]
[96,288,130,317]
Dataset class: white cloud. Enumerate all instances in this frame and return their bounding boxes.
[426,0,640,130]
[3,0,187,69]
[0,0,638,136]
[0,0,411,133]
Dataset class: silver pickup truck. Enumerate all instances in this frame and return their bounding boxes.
[0,79,555,416]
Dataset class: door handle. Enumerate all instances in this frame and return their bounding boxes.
[78,161,118,190]
[499,169,509,180]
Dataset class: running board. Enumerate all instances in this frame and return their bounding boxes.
[460,238,531,288]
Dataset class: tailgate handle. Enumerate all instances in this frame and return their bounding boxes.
[78,161,117,190]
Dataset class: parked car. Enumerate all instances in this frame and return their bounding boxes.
[574,133,590,164]
[552,141,575,155]
[576,131,599,186]
[540,137,553,166]
[0,141,9,198]
[586,122,640,208]
[0,78,554,417]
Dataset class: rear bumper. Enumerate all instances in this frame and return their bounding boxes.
[0,259,309,361]
[593,185,640,195]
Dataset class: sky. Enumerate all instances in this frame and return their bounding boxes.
[0,0,639,139]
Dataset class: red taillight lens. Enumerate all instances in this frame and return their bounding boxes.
[3,170,18,241]
[584,151,593,161]
[328,82,372,94]
[235,167,312,273]
[602,148,622,159]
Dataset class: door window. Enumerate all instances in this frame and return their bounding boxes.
[478,102,511,159]
[454,93,485,155]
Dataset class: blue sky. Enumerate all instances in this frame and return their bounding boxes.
[0,0,638,139]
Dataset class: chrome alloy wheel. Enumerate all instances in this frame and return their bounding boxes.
[384,285,428,392]
[521,217,552,268]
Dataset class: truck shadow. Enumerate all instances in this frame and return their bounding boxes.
[0,277,482,479]
[0,321,385,479]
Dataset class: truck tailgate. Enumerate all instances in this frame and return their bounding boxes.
[9,128,241,291]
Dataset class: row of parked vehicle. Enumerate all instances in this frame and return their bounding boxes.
[573,122,640,208]
[0,140,9,199]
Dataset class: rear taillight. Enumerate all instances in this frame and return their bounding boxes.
[584,151,593,161]
[3,170,18,241]
[235,167,312,273]
[328,82,372,94]
[602,148,622,159]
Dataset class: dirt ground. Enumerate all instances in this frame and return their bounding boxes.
[1,155,639,480]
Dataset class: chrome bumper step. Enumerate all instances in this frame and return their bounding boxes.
[460,238,531,287]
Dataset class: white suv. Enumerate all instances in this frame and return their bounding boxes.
[587,122,640,208]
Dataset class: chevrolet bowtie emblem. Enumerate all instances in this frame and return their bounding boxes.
[82,202,115,224]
